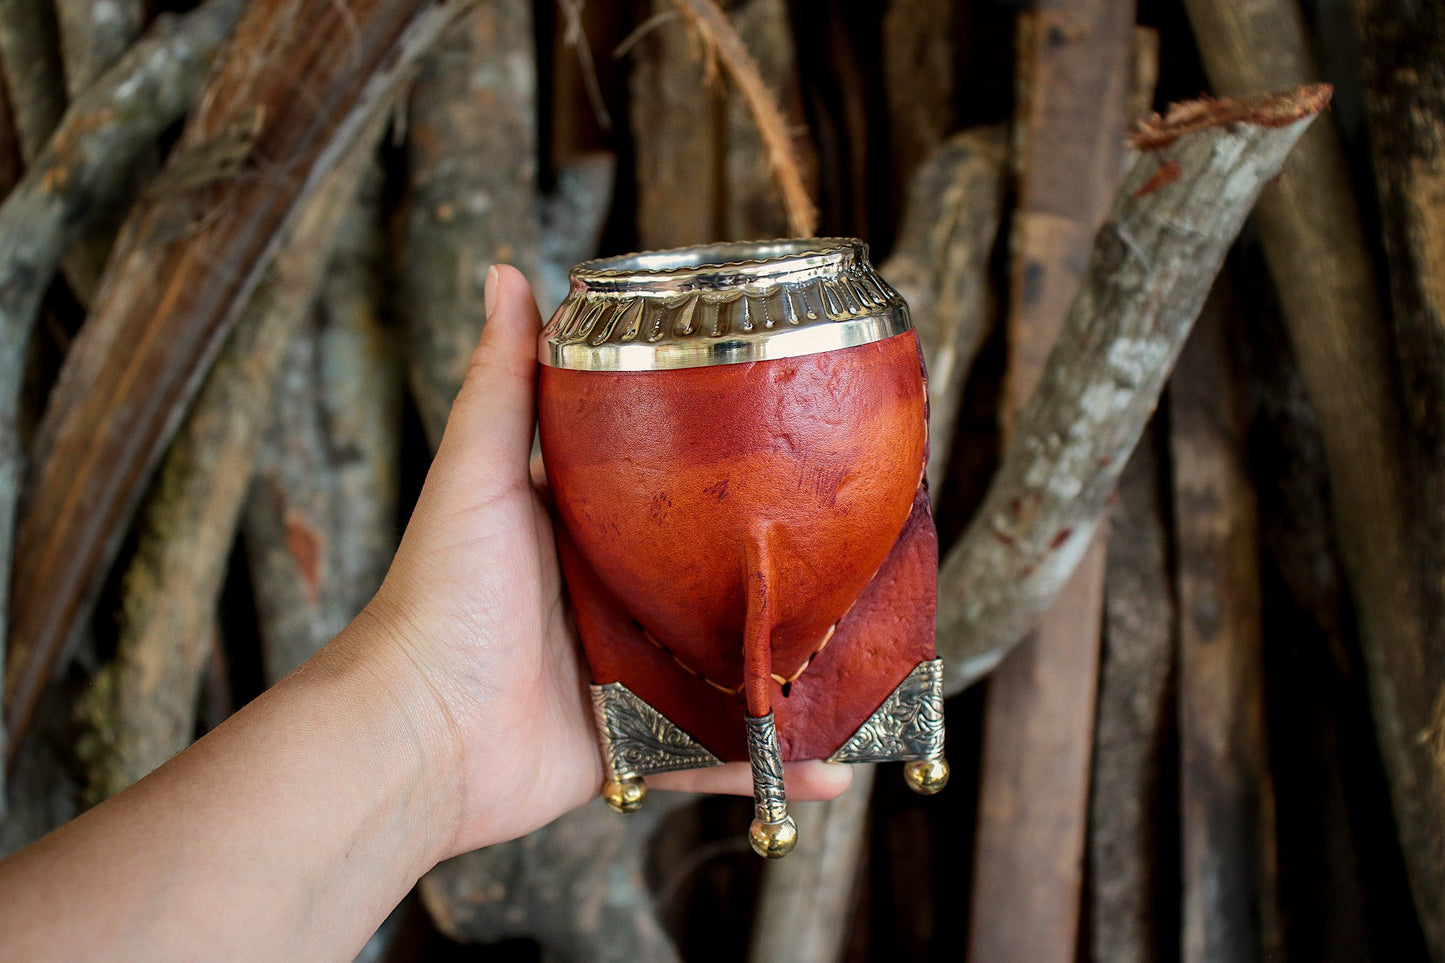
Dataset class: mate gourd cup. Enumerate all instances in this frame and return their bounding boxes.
[537,239,947,858]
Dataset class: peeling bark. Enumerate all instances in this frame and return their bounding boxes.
[936,86,1332,691]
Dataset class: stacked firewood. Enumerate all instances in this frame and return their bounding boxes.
[0,0,1437,959]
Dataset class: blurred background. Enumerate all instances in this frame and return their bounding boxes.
[0,0,1438,959]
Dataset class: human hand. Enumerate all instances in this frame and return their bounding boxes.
[355,265,852,859]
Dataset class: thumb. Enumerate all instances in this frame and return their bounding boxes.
[431,264,544,497]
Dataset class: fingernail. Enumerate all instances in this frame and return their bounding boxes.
[484,265,500,319]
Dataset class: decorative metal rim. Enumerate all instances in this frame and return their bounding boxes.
[541,237,912,371]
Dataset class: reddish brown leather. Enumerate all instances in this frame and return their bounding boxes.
[539,330,938,761]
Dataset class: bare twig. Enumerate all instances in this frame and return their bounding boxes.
[0,0,67,164]
[0,0,246,771]
[1182,0,1445,950]
[666,0,816,237]
[936,86,1332,693]
[5,0,484,766]
[76,105,394,801]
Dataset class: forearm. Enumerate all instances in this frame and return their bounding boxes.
[0,613,459,961]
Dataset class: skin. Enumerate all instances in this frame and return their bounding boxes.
[0,266,851,961]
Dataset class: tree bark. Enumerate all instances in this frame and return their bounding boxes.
[1183,0,1445,949]
[5,0,484,766]
[882,126,1007,500]
[882,0,953,202]
[936,86,1332,691]
[0,0,67,164]
[967,2,1133,956]
[421,797,687,962]
[0,0,247,771]
[76,107,395,802]
[747,765,875,963]
[401,0,540,448]
[1087,427,1174,963]
[244,169,400,684]
[1170,284,1281,963]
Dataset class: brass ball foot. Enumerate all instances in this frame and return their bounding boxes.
[748,815,799,859]
[603,774,647,813]
[904,758,950,795]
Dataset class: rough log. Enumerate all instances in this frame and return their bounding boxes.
[966,0,1133,956]
[0,0,246,770]
[747,765,875,963]
[57,0,146,98]
[1171,285,1281,962]
[935,86,1332,692]
[0,0,67,164]
[401,0,540,447]
[244,169,400,684]
[1352,4,1445,949]
[76,108,394,802]
[5,0,484,766]
[54,0,151,304]
[882,0,953,201]
[537,152,617,317]
[1182,0,1445,948]
[882,126,1007,500]
[420,797,687,962]
[1087,427,1173,963]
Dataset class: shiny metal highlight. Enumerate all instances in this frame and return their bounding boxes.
[827,658,946,764]
[541,238,912,371]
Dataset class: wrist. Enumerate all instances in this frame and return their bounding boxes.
[305,603,467,873]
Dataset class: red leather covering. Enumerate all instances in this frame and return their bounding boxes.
[538,330,938,761]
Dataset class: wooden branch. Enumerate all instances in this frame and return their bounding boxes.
[1183,0,1445,950]
[1170,285,1281,962]
[401,0,539,448]
[244,169,399,684]
[1087,428,1173,963]
[421,797,688,961]
[882,0,953,200]
[537,151,616,317]
[0,0,246,770]
[747,765,874,963]
[0,0,67,164]
[76,108,393,801]
[966,3,1132,957]
[720,0,811,242]
[935,85,1332,694]
[56,0,146,97]
[5,0,483,766]
[667,0,815,238]
[54,0,150,303]
[881,126,1007,500]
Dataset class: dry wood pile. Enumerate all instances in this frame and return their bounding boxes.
[0,0,1436,959]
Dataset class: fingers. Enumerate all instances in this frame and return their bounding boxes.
[431,265,544,497]
[648,759,854,801]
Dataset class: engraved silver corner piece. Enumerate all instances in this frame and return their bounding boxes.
[540,238,912,371]
[590,682,724,779]
[746,711,788,824]
[827,659,946,764]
